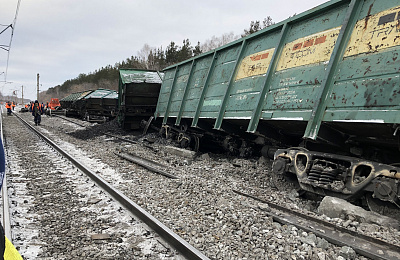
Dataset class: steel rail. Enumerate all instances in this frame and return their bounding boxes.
[51,114,86,127]
[115,151,179,179]
[104,133,138,144]
[1,108,11,240]
[233,189,400,260]
[104,133,156,151]
[13,112,208,260]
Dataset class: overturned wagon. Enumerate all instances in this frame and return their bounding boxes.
[118,69,163,130]
[155,0,400,211]
[59,91,91,112]
[60,89,118,122]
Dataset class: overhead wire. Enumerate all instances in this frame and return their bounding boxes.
[4,0,22,83]
[0,24,13,36]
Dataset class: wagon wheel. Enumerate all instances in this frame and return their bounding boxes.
[178,133,191,149]
[271,157,302,192]
[365,193,400,221]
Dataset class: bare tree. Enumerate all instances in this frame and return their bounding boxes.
[200,32,239,52]
[138,43,154,69]
[221,32,239,45]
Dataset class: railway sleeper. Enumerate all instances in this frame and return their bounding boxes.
[272,148,400,211]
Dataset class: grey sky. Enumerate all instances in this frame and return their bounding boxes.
[1,0,327,100]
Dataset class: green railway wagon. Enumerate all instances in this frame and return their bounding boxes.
[60,90,93,117]
[118,69,163,130]
[78,89,118,121]
[60,89,117,121]
[155,0,400,211]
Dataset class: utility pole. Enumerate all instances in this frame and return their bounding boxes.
[37,73,40,101]
[21,85,24,104]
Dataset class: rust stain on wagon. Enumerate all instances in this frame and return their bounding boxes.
[364,4,374,30]
[364,66,372,75]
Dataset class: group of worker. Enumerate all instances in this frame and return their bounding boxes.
[4,101,16,115]
[4,100,44,126]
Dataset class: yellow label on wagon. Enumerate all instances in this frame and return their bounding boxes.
[276,27,341,71]
[235,48,275,80]
[344,6,400,57]
[235,5,400,79]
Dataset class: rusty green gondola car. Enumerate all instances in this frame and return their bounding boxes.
[155,0,400,210]
[60,89,118,121]
[118,69,163,130]
[60,90,93,117]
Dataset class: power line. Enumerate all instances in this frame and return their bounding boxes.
[0,24,13,79]
[4,0,22,82]
[0,24,13,36]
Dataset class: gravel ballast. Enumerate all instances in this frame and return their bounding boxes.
[5,110,400,259]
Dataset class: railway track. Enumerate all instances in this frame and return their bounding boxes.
[115,150,179,179]
[11,111,400,259]
[51,114,87,127]
[4,112,208,259]
[233,189,400,260]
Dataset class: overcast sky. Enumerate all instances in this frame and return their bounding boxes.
[1,0,327,100]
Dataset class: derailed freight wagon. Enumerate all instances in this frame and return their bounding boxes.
[60,89,118,121]
[118,69,163,130]
[60,90,92,113]
[155,0,400,211]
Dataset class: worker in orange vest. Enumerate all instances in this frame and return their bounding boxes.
[31,100,43,125]
[5,102,11,115]
[11,101,15,111]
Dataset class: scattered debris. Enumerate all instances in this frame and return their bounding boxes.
[318,196,399,229]
[164,145,197,159]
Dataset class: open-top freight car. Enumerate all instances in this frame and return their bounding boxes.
[154,0,400,212]
[59,90,92,115]
[60,88,118,122]
[118,69,163,130]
